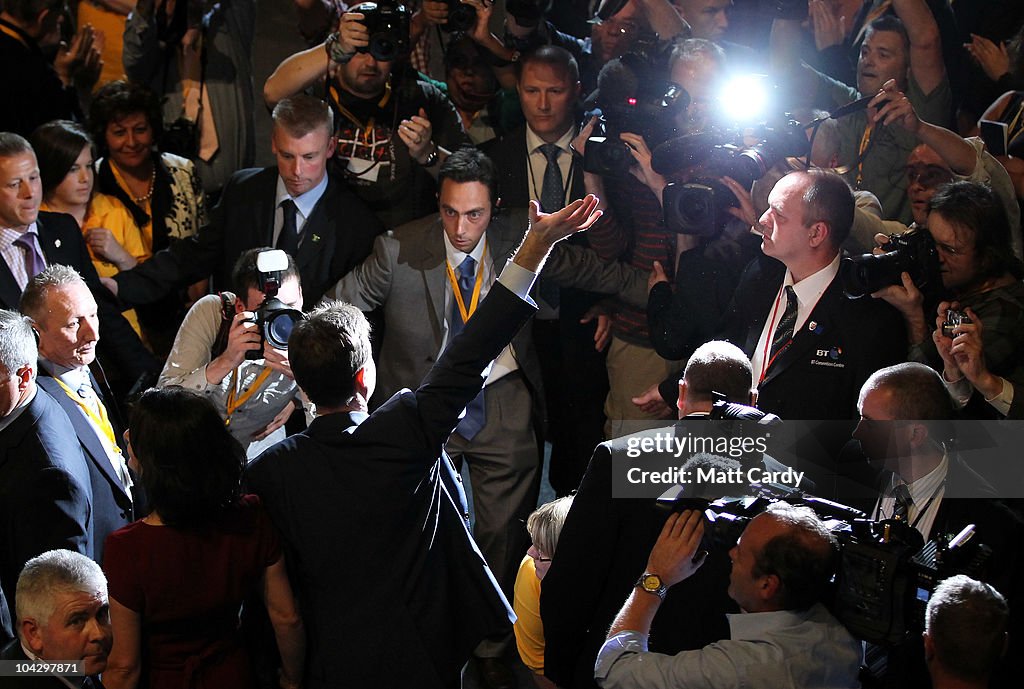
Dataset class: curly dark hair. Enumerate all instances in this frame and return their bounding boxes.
[129,387,246,528]
[87,80,164,158]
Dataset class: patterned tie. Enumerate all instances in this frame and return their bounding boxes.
[13,232,46,279]
[450,256,486,440]
[893,483,913,522]
[768,286,798,367]
[276,199,300,257]
[539,143,564,213]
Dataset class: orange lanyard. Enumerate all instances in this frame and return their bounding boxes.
[445,246,487,325]
[330,81,391,143]
[225,367,273,426]
[0,22,29,48]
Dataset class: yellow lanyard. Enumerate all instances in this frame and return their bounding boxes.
[54,377,121,454]
[855,123,874,188]
[445,246,487,326]
[224,367,273,427]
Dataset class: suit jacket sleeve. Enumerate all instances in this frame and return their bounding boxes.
[112,177,232,306]
[540,444,617,687]
[331,232,396,311]
[543,242,648,308]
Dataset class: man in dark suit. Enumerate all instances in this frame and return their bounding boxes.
[20,267,136,565]
[245,194,603,689]
[483,45,608,496]
[108,95,384,311]
[0,133,157,390]
[853,362,1023,688]
[0,309,92,622]
[651,170,906,421]
[0,549,111,689]
[543,339,799,689]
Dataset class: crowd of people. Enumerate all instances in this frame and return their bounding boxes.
[2,0,1024,687]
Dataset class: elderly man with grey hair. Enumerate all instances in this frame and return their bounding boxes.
[0,308,92,630]
[21,266,136,565]
[0,549,112,688]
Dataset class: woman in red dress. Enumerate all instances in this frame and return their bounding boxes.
[102,387,305,689]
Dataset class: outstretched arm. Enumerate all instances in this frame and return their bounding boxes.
[892,0,944,95]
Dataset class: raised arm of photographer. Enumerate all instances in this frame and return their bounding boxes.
[263,12,367,108]
[871,80,974,174]
[891,0,944,95]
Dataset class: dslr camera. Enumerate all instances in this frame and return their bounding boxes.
[438,0,477,32]
[245,250,304,361]
[351,1,410,62]
[841,229,941,299]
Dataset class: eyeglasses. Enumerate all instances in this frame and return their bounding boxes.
[904,164,953,188]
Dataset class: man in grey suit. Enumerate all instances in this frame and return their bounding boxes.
[331,147,647,675]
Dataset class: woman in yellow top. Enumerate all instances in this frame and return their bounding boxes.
[30,119,147,335]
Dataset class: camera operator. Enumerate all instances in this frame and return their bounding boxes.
[594,504,861,689]
[263,4,471,227]
[581,39,742,435]
[852,362,1023,688]
[872,181,1024,419]
[159,248,305,458]
[503,0,687,95]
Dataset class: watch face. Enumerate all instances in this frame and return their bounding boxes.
[642,574,663,591]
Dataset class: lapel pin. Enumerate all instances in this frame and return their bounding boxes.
[54,239,61,248]
[312,234,321,243]
[808,321,817,331]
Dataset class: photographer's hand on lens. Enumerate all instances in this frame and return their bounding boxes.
[621,133,668,202]
[647,511,707,588]
[870,80,919,134]
[399,108,436,164]
[253,400,297,441]
[338,12,369,53]
[809,0,846,52]
[413,0,448,31]
[648,260,668,293]
[631,382,673,418]
[720,175,760,229]
[464,0,493,44]
[223,312,262,365]
[871,271,929,343]
[571,116,598,158]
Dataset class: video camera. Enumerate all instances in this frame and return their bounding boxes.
[841,229,941,299]
[658,120,809,237]
[657,482,992,646]
[245,250,304,361]
[351,1,410,62]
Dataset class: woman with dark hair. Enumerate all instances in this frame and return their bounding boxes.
[89,80,207,355]
[30,120,148,334]
[102,387,305,689]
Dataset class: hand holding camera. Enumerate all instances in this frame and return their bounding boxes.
[869,79,918,134]
[646,510,707,588]
[337,11,370,54]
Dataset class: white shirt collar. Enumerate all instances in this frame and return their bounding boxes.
[782,253,841,331]
[443,228,488,271]
[275,173,329,219]
[889,450,949,506]
[525,125,575,156]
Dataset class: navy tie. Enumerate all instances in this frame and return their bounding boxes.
[539,143,563,213]
[276,199,300,257]
[450,256,486,440]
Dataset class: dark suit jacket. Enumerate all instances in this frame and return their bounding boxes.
[481,125,586,209]
[0,638,106,689]
[716,255,906,420]
[0,212,157,382]
[0,387,93,615]
[113,167,385,310]
[245,284,534,689]
[36,373,134,566]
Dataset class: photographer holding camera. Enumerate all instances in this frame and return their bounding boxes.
[264,2,471,228]
[159,248,305,458]
[594,504,861,689]
[872,181,1024,419]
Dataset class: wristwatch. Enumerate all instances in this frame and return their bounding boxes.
[635,572,668,600]
[325,32,355,64]
[420,145,439,167]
